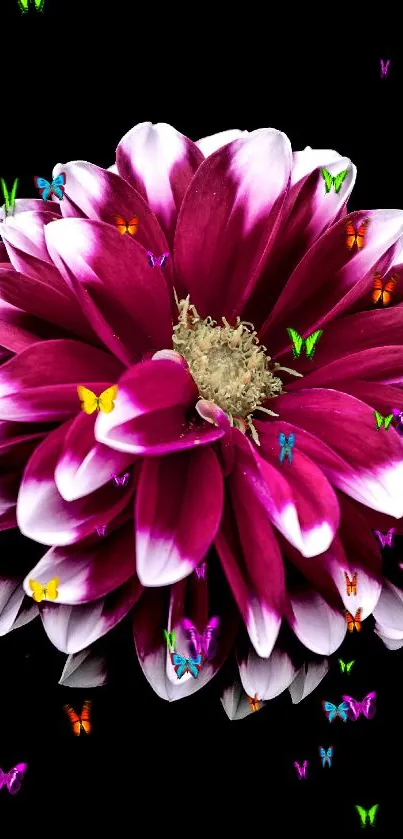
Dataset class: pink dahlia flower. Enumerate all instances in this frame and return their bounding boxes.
[1,123,403,713]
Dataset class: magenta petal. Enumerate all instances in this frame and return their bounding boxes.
[136,447,224,586]
[238,647,297,700]
[288,659,330,704]
[287,589,347,654]
[174,129,292,319]
[17,422,133,546]
[0,297,70,354]
[196,129,249,156]
[23,521,136,604]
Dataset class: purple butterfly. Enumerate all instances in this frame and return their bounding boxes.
[380,59,390,78]
[341,691,377,721]
[147,251,169,268]
[112,472,130,487]
[195,562,207,580]
[0,763,27,794]
[374,528,395,548]
[96,525,107,536]
[294,760,308,780]
[182,616,220,660]
[392,408,403,434]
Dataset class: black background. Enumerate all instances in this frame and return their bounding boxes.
[0,1,401,828]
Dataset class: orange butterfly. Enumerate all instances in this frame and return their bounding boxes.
[344,572,357,596]
[63,700,92,735]
[345,218,370,250]
[345,608,362,632]
[247,694,260,712]
[372,273,397,306]
[114,215,139,235]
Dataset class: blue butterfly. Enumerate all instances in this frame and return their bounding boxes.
[170,652,203,679]
[322,700,349,722]
[319,746,333,767]
[34,173,66,201]
[278,432,295,465]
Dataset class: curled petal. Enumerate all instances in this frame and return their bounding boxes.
[238,646,297,700]
[58,646,108,687]
[220,678,266,720]
[288,589,347,655]
[288,659,329,704]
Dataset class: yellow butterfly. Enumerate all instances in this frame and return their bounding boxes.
[29,577,59,603]
[77,385,118,415]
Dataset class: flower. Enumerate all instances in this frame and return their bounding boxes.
[1,123,403,712]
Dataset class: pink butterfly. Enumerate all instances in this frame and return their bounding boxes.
[182,616,220,660]
[380,58,390,78]
[96,525,107,536]
[0,763,27,794]
[341,691,377,721]
[374,528,395,548]
[195,562,207,580]
[294,760,308,780]
[112,472,130,487]
[147,251,169,268]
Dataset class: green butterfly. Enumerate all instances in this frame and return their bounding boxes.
[355,804,379,828]
[338,658,355,674]
[320,168,348,194]
[374,410,393,430]
[287,328,323,360]
[163,629,176,651]
[17,0,45,11]
[0,178,19,217]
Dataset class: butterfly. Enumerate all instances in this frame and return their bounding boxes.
[195,562,207,580]
[63,700,92,735]
[34,173,66,201]
[182,616,220,660]
[114,215,139,235]
[374,410,393,430]
[278,432,295,465]
[77,385,118,414]
[345,218,370,250]
[95,525,107,537]
[344,572,357,596]
[372,273,397,306]
[0,763,27,794]
[322,700,350,722]
[342,691,377,721]
[320,168,348,194]
[380,58,390,77]
[112,472,130,487]
[247,694,260,712]
[1,178,19,217]
[338,659,355,674]
[286,328,323,359]
[170,651,204,679]
[355,804,379,828]
[374,528,395,548]
[163,629,176,651]
[18,0,45,10]
[293,760,308,780]
[392,408,403,432]
[319,746,333,768]
[147,251,169,268]
[28,576,59,603]
[345,608,362,632]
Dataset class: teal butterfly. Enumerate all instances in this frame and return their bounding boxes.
[355,804,379,828]
[163,629,176,651]
[338,659,355,674]
[1,178,19,217]
[18,0,45,11]
[287,328,323,360]
[170,652,203,679]
[374,410,393,430]
[320,168,348,194]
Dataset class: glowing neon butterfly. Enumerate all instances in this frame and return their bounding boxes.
[18,0,45,10]
[320,168,348,194]
[34,173,66,201]
[182,616,220,659]
[163,629,176,651]
[28,576,59,603]
[322,700,349,722]
[195,562,207,580]
[374,410,393,430]
[344,572,357,596]
[345,218,370,250]
[77,385,118,414]
[372,273,397,306]
[147,251,169,268]
[338,659,355,674]
[112,472,130,487]
[355,804,379,828]
[247,694,260,712]
[319,746,333,768]
[392,408,403,434]
[374,528,395,548]
[114,216,139,235]
[287,328,323,359]
[345,608,362,632]
[95,525,107,537]
[380,58,390,77]
[342,692,377,721]
[0,763,27,794]
[63,700,92,735]
[1,178,19,217]
[294,760,308,779]
[170,652,203,679]
[278,432,295,465]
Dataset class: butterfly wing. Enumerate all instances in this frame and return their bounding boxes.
[342,694,360,720]
[77,385,99,415]
[45,577,59,600]
[159,253,169,267]
[322,700,337,722]
[288,432,296,447]
[201,615,220,658]
[6,763,27,795]
[127,216,139,236]
[304,329,323,359]
[147,251,155,267]
[345,219,357,249]
[372,273,384,304]
[98,385,118,414]
[338,658,346,672]
[337,701,350,722]
[182,617,202,656]
[63,704,81,735]
[381,275,397,305]
[34,0,45,8]
[355,806,368,827]
[346,660,355,673]
[187,653,203,678]
[115,215,128,234]
[374,410,383,429]
[79,700,92,734]
[319,747,326,766]
[334,170,348,193]
[384,413,394,429]
[354,608,362,630]
[368,805,379,825]
[18,0,30,10]
[386,528,395,546]
[361,691,377,720]
[50,173,66,200]
[356,219,370,249]
[29,579,45,603]
[320,168,333,194]
[34,176,51,201]
[286,328,304,358]
[170,652,187,678]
